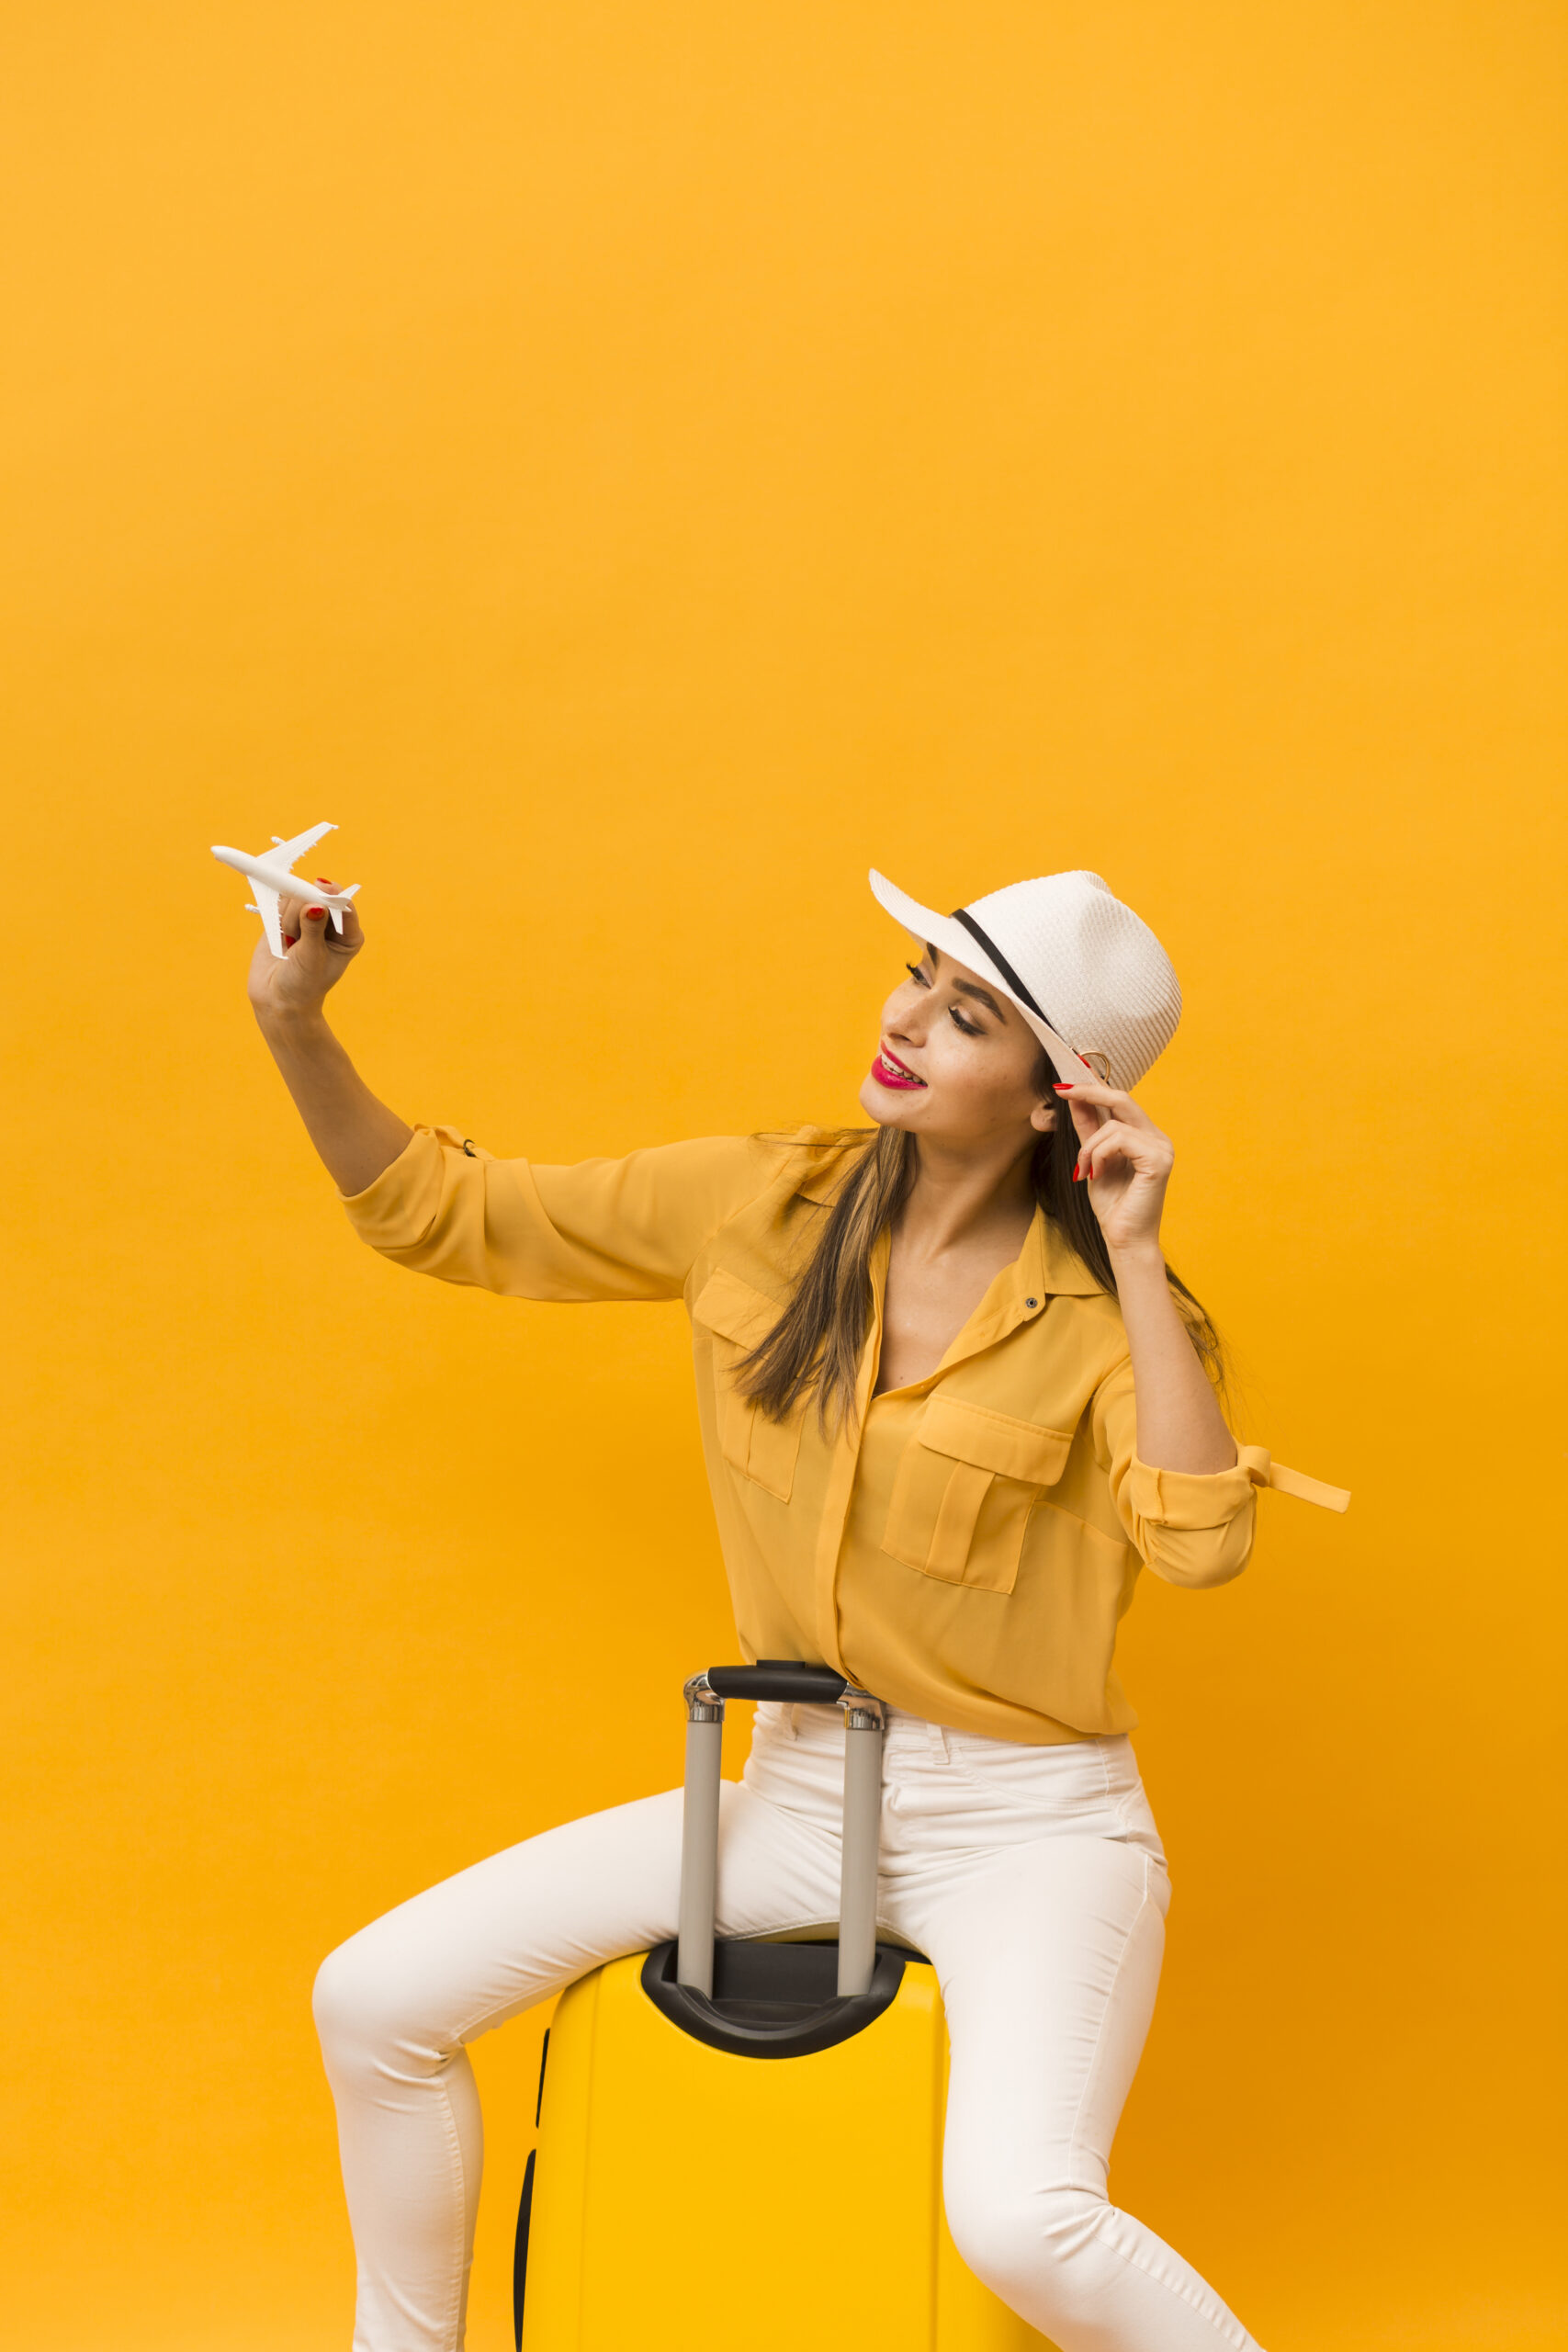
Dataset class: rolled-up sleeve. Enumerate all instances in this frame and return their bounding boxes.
[340,1125,774,1303]
[1092,1358,1257,1588]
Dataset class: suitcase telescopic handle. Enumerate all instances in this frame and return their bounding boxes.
[705,1662,852,1704]
[676,1662,886,2005]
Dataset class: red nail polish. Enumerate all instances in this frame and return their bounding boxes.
[1072,1164,1082,1182]
[283,933,298,948]
[1053,1082,1074,1091]
[315,876,333,886]
[306,906,325,919]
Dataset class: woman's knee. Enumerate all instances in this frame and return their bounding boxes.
[945,2177,1108,2333]
[311,1933,372,2052]
[312,1926,431,2073]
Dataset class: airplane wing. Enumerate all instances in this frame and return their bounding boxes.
[269,820,336,872]
[251,882,286,960]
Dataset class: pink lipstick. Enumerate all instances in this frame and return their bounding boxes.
[871,1047,927,1091]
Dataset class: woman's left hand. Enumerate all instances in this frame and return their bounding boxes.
[1054,1080,1174,1257]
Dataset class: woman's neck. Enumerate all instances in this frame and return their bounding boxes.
[873,1135,1039,1396]
[895,1134,1038,1261]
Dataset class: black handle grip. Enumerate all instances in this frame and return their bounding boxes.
[705,1661,849,1705]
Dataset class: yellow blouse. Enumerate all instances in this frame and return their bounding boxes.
[343,1125,1346,1743]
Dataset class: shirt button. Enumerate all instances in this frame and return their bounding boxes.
[1024,1297,1039,1310]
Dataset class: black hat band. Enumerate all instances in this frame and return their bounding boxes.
[949,907,1067,1045]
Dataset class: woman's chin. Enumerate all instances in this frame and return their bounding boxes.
[858,1072,924,1126]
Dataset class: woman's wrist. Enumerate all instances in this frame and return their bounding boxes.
[254,1000,333,1046]
[1104,1237,1167,1282]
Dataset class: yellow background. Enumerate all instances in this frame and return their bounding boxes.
[3,5,1563,2346]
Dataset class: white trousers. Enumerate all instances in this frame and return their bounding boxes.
[314,1703,1264,2352]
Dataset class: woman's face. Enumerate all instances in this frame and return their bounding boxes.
[858,944,1056,1151]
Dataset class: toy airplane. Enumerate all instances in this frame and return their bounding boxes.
[210,822,359,959]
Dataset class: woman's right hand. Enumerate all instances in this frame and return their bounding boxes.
[247,878,365,1023]
[241,879,412,1193]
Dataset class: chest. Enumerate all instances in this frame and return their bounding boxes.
[875,1226,1028,1395]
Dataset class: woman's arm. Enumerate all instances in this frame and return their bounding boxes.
[247,884,413,1196]
[1056,1079,1236,1476]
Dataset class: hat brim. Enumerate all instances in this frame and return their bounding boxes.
[867,870,1098,1088]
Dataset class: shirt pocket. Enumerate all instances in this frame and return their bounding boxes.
[882,1395,1074,1594]
[692,1267,804,1503]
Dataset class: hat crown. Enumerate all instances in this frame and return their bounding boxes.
[959,869,1180,1089]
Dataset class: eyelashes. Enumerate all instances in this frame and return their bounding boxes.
[905,961,981,1038]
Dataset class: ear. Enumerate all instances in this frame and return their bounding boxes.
[1028,1100,1057,1135]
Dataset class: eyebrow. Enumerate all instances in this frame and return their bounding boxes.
[925,945,1008,1022]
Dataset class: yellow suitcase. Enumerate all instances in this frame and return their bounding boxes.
[513,1663,1055,2350]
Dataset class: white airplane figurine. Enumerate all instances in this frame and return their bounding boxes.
[210,822,360,959]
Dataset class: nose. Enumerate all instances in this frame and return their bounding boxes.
[887,992,926,1046]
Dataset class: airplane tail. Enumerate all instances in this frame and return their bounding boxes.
[329,885,360,933]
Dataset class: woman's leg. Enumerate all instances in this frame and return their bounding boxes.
[312,1778,839,2352]
[899,1830,1261,2352]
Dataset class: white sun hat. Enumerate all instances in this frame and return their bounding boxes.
[868,866,1181,1092]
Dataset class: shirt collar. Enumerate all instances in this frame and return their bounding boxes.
[941,1206,1097,1365]
[1033,1204,1102,1297]
[793,1152,850,1204]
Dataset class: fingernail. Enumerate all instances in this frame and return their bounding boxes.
[283,933,299,948]
[1072,1163,1082,1182]
[1053,1082,1074,1092]
[315,876,333,886]
[306,906,326,920]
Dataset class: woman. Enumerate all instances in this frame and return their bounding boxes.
[250,862,1340,2352]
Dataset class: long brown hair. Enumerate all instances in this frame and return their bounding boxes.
[739,1070,1223,1429]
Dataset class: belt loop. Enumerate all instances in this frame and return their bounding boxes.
[928,1718,950,1762]
[784,1703,798,1741]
